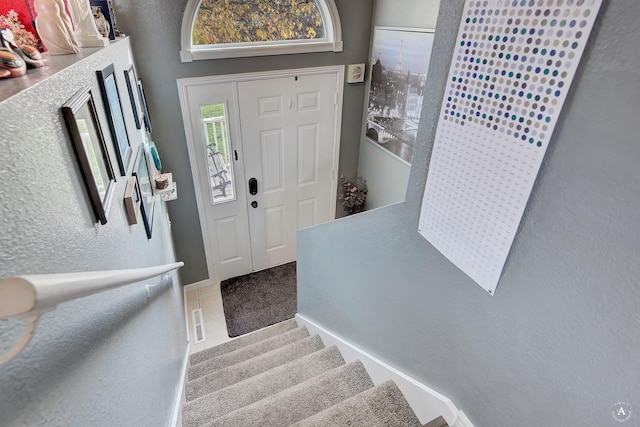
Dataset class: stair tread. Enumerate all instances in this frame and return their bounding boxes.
[200,360,374,427]
[186,335,325,401]
[182,346,345,427]
[423,416,449,427]
[188,326,309,380]
[291,380,422,427]
[189,319,298,366]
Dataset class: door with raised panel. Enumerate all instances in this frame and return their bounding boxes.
[180,68,341,282]
[183,81,253,282]
[238,72,338,272]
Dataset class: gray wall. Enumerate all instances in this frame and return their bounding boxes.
[298,1,640,426]
[358,0,440,210]
[0,39,187,426]
[112,0,374,285]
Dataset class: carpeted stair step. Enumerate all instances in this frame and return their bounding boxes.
[190,318,298,366]
[182,346,345,427]
[188,326,309,380]
[291,380,422,427]
[423,416,449,427]
[201,360,374,427]
[186,334,326,401]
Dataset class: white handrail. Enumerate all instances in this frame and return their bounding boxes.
[0,261,184,364]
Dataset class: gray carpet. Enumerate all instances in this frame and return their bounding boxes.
[183,346,345,426]
[184,320,423,427]
[220,262,297,337]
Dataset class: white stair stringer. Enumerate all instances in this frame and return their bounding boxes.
[295,313,475,427]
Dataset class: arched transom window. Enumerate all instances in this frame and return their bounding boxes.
[180,0,343,62]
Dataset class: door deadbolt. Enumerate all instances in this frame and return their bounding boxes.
[251,201,258,208]
[249,178,258,195]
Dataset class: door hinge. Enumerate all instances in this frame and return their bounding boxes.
[234,150,238,161]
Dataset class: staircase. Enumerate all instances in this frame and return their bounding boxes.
[182,319,424,427]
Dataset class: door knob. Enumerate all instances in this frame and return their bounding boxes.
[249,178,258,195]
[251,201,258,208]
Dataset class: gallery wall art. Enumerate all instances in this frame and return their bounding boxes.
[366,27,435,164]
[419,0,604,294]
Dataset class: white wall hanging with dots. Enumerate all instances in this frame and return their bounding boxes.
[418,0,603,295]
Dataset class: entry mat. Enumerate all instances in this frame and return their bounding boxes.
[220,262,297,337]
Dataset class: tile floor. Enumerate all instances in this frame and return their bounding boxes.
[184,283,232,354]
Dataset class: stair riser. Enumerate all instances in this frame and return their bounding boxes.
[188,326,309,380]
[184,319,426,427]
[183,346,346,427]
[290,381,422,427]
[186,335,325,401]
[203,361,374,427]
[189,319,298,366]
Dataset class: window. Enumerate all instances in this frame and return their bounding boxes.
[180,0,342,62]
[201,103,235,204]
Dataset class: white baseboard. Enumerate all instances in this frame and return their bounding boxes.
[183,280,216,344]
[295,314,474,427]
[183,279,216,291]
[451,411,475,427]
[169,342,191,427]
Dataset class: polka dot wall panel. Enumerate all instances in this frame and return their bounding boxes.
[418,0,603,295]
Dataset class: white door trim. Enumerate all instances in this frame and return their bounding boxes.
[177,66,344,284]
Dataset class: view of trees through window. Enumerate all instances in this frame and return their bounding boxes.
[193,0,325,45]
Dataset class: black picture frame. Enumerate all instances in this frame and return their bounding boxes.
[62,88,116,225]
[97,63,130,176]
[137,78,152,133]
[124,65,144,130]
[133,145,155,238]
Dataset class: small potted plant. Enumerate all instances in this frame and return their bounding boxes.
[338,175,368,215]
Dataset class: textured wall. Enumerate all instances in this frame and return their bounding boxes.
[111,0,374,284]
[0,39,187,426]
[298,1,640,426]
[358,0,441,210]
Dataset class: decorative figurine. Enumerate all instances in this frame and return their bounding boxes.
[67,0,109,47]
[91,6,111,39]
[33,0,79,55]
[0,28,45,69]
[0,48,26,78]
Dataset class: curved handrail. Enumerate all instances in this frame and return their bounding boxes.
[0,261,184,364]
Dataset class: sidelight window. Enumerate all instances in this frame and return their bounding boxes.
[201,103,235,204]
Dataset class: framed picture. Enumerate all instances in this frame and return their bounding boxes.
[124,65,144,130]
[133,145,155,238]
[89,0,116,40]
[123,176,140,225]
[137,79,152,133]
[97,63,130,175]
[62,87,116,225]
[366,27,435,164]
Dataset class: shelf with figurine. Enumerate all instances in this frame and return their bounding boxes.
[0,34,43,79]
[149,140,178,202]
[1,0,125,88]
[154,172,178,201]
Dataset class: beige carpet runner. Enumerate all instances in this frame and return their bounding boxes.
[183,319,423,427]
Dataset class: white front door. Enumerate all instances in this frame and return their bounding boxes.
[238,72,339,271]
[182,81,253,281]
[178,67,342,282]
